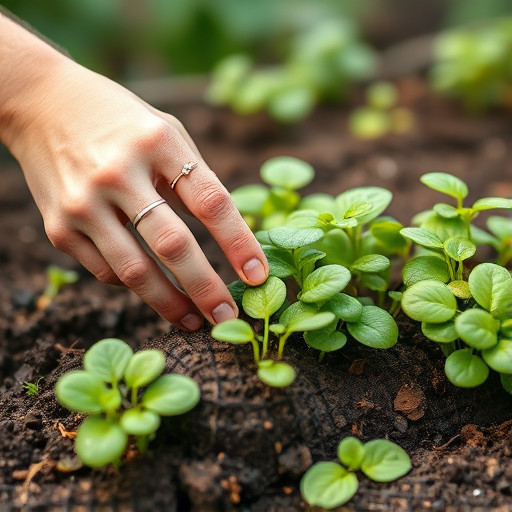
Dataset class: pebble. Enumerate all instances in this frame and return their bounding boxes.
[24,412,43,430]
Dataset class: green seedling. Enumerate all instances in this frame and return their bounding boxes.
[22,377,43,397]
[349,81,414,139]
[55,338,200,467]
[206,19,375,123]
[38,264,79,309]
[300,436,411,509]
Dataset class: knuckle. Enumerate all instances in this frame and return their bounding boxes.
[60,193,95,222]
[116,257,150,288]
[195,185,233,221]
[224,230,257,255]
[45,220,71,250]
[90,157,131,190]
[186,277,220,301]
[94,266,120,285]
[152,227,192,265]
[137,119,175,151]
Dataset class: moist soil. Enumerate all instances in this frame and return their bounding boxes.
[1,78,512,511]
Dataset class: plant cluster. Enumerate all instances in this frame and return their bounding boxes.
[212,156,401,387]
[300,436,411,509]
[206,19,375,123]
[55,338,200,467]
[430,17,512,113]
[400,172,512,390]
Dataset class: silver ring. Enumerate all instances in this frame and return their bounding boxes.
[132,199,167,229]
[170,161,198,190]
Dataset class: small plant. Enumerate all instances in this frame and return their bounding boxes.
[349,81,414,139]
[37,264,79,309]
[55,338,200,467]
[300,436,411,509]
[22,377,44,397]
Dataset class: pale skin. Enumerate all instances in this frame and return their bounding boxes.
[0,14,269,330]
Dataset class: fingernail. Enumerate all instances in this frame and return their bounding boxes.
[181,313,203,331]
[212,302,237,324]
[243,258,267,284]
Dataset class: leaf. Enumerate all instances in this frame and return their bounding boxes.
[142,374,200,416]
[227,280,247,306]
[211,318,255,344]
[455,309,500,350]
[468,263,512,318]
[263,188,300,216]
[472,197,512,211]
[351,254,390,273]
[445,350,489,388]
[120,408,161,436]
[75,415,128,468]
[343,201,373,219]
[360,273,389,292]
[300,462,359,509]
[482,339,512,374]
[305,329,347,352]
[335,187,392,226]
[84,338,133,384]
[420,172,468,202]
[260,156,314,190]
[279,302,335,332]
[401,280,457,323]
[448,280,472,299]
[322,293,363,322]
[242,276,287,319]
[257,360,296,387]
[55,370,121,414]
[124,350,165,390]
[400,228,443,248]
[262,246,296,278]
[295,247,326,274]
[361,439,411,482]
[301,265,351,303]
[312,229,354,266]
[402,256,450,287]
[230,184,269,216]
[487,216,512,240]
[268,226,324,249]
[370,220,409,252]
[285,210,320,228]
[347,306,398,349]
[421,320,458,343]
[443,237,476,261]
[433,203,459,218]
[300,193,336,214]
[337,437,364,470]
[500,373,512,395]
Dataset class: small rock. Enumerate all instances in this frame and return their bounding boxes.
[24,412,43,430]
[10,289,36,309]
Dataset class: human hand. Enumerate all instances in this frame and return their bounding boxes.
[0,16,268,330]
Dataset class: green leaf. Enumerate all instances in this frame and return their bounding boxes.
[445,350,489,388]
[468,263,512,318]
[337,437,364,470]
[263,246,296,278]
[370,220,409,252]
[455,309,500,349]
[55,370,121,414]
[482,339,512,374]
[300,193,336,214]
[347,306,398,348]
[335,187,392,226]
[361,439,411,482]
[295,247,326,274]
[360,273,389,292]
[279,302,336,332]
[242,276,287,319]
[75,415,128,468]
[312,229,354,267]
[257,360,296,387]
[211,318,255,344]
[403,256,450,287]
[343,201,373,219]
[124,350,165,390]
[268,226,324,249]
[260,156,314,190]
[500,373,512,395]
[300,462,359,509]
[443,237,476,261]
[433,203,459,218]
[487,216,512,240]
[501,319,512,338]
[322,293,363,323]
[285,210,320,228]
[420,172,468,202]
[448,280,472,299]
[227,280,247,306]
[301,265,351,303]
[472,197,512,211]
[305,329,347,352]
[84,338,133,384]
[142,374,200,416]
[120,408,161,436]
[400,228,443,248]
[421,213,467,242]
[230,184,269,216]
[351,254,390,273]
[421,320,458,343]
[401,280,457,323]
[263,188,300,216]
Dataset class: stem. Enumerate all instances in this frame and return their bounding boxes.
[456,261,463,281]
[131,386,138,407]
[262,315,270,357]
[377,290,386,308]
[136,435,149,454]
[444,254,455,281]
[318,351,325,363]
[250,338,260,363]
[278,332,291,359]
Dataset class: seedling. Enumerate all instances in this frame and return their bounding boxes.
[300,436,411,509]
[22,377,44,397]
[55,338,200,467]
[37,264,79,309]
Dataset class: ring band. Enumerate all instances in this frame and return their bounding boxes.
[170,161,198,189]
[132,199,167,229]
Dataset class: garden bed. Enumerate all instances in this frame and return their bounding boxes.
[1,80,512,511]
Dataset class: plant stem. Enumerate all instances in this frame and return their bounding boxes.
[250,338,260,363]
[262,315,270,357]
[131,386,138,407]
[136,435,149,454]
[278,332,291,359]
[318,351,325,363]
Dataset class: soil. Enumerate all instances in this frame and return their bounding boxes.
[1,78,512,511]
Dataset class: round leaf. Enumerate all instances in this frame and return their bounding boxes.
[347,306,398,349]
[142,374,200,416]
[337,437,364,470]
[75,415,128,468]
[400,228,443,249]
[361,439,411,482]
[448,280,472,299]
[351,254,390,273]
[279,302,336,332]
[433,203,459,218]
[124,350,165,390]
[469,263,512,318]
[482,339,512,374]
[120,408,161,436]
[84,338,133,384]
[421,321,458,343]
[257,360,296,387]
[420,172,468,201]
[230,184,269,216]
[401,280,457,323]
[455,309,500,350]
[242,276,287,319]
[301,265,351,303]
[443,237,476,262]
[370,220,409,252]
[305,329,347,352]
[263,246,296,278]
[445,350,489,388]
[500,373,512,395]
[211,318,255,344]
[472,197,512,212]
[403,256,450,287]
[300,193,336,214]
[268,226,324,249]
[260,156,314,190]
[300,462,359,509]
[322,293,363,323]
[335,187,392,226]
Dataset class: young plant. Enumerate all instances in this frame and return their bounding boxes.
[37,264,80,309]
[22,377,43,397]
[55,338,200,467]
[300,436,411,509]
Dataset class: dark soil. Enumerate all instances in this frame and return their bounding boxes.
[1,78,512,511]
